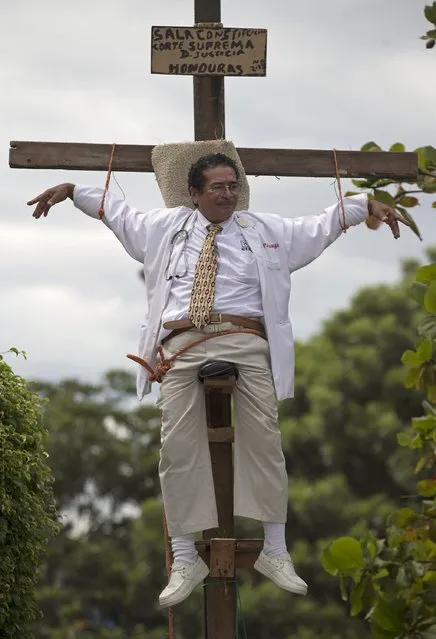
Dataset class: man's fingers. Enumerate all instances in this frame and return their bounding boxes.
[32,199,52,218]
[27,190,51,206]
[387,216,400,239]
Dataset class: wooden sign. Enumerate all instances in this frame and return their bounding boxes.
[151,26,267,76]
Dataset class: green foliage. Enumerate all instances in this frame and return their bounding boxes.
[322,264,436,638]
[345,142,436,242]
[421,3,436,48]
[0,354,58,638]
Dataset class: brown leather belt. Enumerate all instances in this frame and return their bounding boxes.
[162,314,265,345]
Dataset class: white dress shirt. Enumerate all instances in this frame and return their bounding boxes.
[162,210,263,324]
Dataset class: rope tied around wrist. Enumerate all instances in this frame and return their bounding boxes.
[127,328,266,382]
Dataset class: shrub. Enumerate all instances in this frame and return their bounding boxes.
[0,353,58,637]
[322,265,436,638]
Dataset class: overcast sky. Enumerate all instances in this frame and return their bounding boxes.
[1,0,434,392]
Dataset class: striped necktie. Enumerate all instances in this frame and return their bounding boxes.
[188,223,223,328]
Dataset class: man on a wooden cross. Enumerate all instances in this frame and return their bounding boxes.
[28,148,407,608]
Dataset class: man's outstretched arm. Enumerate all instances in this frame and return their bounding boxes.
[284,194,411,273]
[28,184,149,263]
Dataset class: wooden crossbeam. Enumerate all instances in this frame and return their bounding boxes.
[9,141,417,180]
[196,539,264,572]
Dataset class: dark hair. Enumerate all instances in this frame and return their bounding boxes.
[188,153,240,192]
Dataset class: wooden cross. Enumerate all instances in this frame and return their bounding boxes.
[9,1,417,638]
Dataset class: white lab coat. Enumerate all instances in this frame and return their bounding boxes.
[73,186,368,401]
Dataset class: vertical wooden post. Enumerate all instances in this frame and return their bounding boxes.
[203,379,236,639]
[193,0,225,142]
[193,5,235,637]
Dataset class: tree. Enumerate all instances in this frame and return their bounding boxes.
[0,351,58,638]
[322,262,436,638]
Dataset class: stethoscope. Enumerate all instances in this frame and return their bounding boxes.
[164,211,250,280]
[164,213,194,280]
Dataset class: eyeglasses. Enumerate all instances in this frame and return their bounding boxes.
[207,183,241,195]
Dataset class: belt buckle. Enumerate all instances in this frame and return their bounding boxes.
[209,313,222,324]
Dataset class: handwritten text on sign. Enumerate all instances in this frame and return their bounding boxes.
[151,26,267,76]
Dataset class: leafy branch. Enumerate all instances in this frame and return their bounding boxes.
[322,264,436,638]
[345,142,436,242]
[0,347,27,362]
[421,3,436,48]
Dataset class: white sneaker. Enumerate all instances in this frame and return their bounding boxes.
[254,551,308,595]
[159,556,209,607]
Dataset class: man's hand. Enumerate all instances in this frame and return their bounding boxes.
[27,183,75,218]
[367,199,411,239]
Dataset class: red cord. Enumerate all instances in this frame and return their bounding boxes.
[97,143,116,219]
[332,148,348,232]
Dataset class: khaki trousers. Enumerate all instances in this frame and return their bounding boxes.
[156,322,288,537]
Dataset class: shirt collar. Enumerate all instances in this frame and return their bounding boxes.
[196,209,235,234]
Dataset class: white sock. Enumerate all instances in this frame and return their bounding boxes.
[263,522,287,557]
[171,533,198,565]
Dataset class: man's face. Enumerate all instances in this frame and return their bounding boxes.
[189,165,240,222]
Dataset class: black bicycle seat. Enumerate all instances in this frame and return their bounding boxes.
[198,360,239,382]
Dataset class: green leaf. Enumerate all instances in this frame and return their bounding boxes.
[411,281,428,305]
[397,432,422,449]
[398,195,419,208]
[327,537,364,574]
[396,207,423,240]
[352,179,374,188]
[416,264,436,284]
[321,546,338,575]
[361,141,382,152]
[396,565,409,588]
[424,281,436,313]
[417,338,433,362]
[401,350,420,366]
[417,479,436,497]
[391,507,418,527]
[422,178,436,194]
[404,367,420,389]
[412,415,436,433]
[371,599,406,632]
[427,29,436,37]
[350,577,366,616]
[426,38,436,48]
[417,146,436,171]
[418,314,436,339]
[374,190,396,208]
[389,142,406,153]
[424,4,436,25]
[370,623,398,639]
